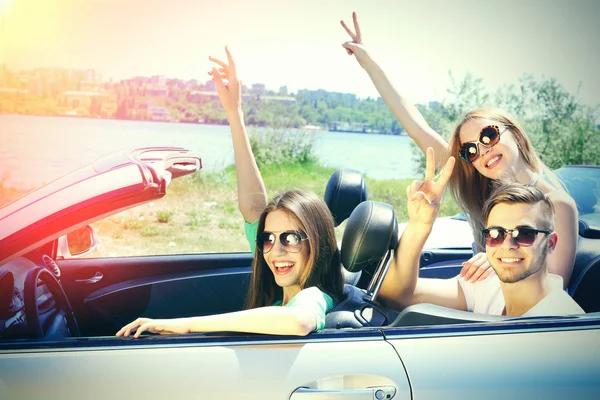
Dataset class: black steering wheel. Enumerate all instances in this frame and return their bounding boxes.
[24,267,81,338]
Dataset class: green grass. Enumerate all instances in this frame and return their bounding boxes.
[0,162,460,258]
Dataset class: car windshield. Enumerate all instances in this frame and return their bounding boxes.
[555,166,600,228]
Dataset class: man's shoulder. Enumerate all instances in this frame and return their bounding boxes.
[525,275,585,316]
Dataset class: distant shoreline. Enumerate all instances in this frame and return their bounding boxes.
[0,112,407,136]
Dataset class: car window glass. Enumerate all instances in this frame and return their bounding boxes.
[556,167,600,225]
[80,176,251,257]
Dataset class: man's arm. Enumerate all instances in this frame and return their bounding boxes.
[379,222,467,311]
[378,148,466,311]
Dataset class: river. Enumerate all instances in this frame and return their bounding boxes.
[0,114,419,189]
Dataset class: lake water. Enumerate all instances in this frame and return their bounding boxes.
[0,114,419,189]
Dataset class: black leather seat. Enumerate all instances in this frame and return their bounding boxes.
[325,201,399,328]
[568,220,600,312]
[323,169,368,286]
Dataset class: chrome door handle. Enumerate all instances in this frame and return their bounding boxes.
[75,272,103,284]
[291,386,396,400]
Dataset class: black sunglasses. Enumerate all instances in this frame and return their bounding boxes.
[256,230,308,254]
[459,125,509,163]
[482,226,551,247]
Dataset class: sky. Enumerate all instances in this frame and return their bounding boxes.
[1,0,599,106]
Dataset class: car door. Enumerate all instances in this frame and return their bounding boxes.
[58,252,254,336]
[385,318,600,399]
[0,329,410,399]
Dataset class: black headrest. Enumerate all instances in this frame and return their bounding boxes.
[579,219,600,239]
[341,201,398,273]
[324,169,368,227]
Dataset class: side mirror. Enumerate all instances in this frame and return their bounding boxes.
[56,225,98,259]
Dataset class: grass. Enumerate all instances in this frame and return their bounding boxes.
[0,162,461,258]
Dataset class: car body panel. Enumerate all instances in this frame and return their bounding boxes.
[0,334,410,400]
[388,323,600,399]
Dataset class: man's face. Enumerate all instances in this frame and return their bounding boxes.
[485,202,557,283]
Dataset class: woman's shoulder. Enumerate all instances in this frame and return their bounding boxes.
[295,287,335,307]
[545,188,577,211]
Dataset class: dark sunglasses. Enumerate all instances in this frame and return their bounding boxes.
[256,230,308,254]
[482,226,551,247]
[458,125,508,163]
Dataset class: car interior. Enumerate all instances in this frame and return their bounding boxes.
[1,168,599,342]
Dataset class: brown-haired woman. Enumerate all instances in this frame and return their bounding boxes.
[116,48,342,339]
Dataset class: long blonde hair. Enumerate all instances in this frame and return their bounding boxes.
[245,189,344,309]
[447,107,566,252]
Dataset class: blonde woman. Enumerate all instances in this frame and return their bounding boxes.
[340,12,577,287]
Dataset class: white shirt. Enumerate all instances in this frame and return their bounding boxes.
[458,273,584,316]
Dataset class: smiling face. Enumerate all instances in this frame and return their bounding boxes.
[459,118,523,180]
[485,202,557,284]
[262,209,311,293]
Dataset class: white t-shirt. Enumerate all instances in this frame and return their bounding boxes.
[458,273,584,316]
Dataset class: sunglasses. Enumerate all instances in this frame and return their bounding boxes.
[482,226,551,247]
[256,230,308,254]
[458,125,508,163]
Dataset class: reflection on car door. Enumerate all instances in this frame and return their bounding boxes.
[0,331,410,399]
[386,322,600,399]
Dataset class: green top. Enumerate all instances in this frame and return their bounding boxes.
[244,219,335,331]
[245,219,259,254]
[272,287,334,331]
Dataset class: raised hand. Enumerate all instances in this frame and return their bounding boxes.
[115,317,190,339]
[340,12,371,68]
[406,147,455,225]
[208,46,241,115]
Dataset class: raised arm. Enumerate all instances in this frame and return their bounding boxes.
[340,12,448,167]
[379,148,467,311]
[209,47,267,223]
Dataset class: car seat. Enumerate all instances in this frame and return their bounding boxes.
[568,220,600,312]
[325,201,399,328]
[323,169,368,286]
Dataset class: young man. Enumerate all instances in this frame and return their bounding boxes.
[383,148,584,316]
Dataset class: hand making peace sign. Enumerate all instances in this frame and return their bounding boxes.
[340,12,371,68]
[406,147,455,225]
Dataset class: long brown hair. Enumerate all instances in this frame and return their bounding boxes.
[447,107,565,252]
[245,189,344,309]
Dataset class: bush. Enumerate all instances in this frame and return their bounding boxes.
[157,210,174,223]
[248,128,316,169]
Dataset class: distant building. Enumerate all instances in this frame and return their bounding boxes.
[251,83,266,96]
[189,90,219,102]
[150,75,167,86]
[204,80,216,92]
[147,101,172,121]
[84,69,96,82]
[259,95,296,105]
[146,85,169,97]
[297,89,357,107]
[278,86,288,96]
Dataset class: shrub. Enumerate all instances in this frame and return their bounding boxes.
[157,210,174,223]
[248,128,316,169]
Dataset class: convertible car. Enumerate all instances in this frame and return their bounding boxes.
[1,147,599,399]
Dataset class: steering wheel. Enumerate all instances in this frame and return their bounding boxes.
[24,267,81,338]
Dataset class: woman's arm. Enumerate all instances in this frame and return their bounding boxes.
[209,47,267,223]
[341,12,448,166]
[116,306,316,339]
[546,194,578,288]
